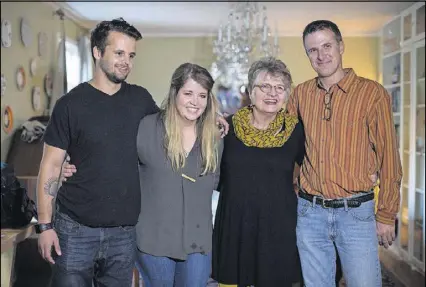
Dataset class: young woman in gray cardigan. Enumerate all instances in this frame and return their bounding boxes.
[135,63,223,287]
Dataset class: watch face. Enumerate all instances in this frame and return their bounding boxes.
[35,223,53,234]
[1,19,12,48]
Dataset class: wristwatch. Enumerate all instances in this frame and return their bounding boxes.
[35,223,53,234]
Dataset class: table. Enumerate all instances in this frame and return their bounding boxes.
[1,224,35,287]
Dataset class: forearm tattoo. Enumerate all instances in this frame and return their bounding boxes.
[44,177,60,197]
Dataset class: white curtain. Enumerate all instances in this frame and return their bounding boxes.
[78,35,93,83]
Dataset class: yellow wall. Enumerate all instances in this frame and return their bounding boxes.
[1,1,87,161]
[128,36,379,104]
[127,37,216,105]
[0,1,378,161]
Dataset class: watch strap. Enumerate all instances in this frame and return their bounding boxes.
[35,223,53,234]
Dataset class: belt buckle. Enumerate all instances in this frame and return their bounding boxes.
[322,199,331,208]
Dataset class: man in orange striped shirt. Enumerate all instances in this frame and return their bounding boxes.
[287,20,402,287]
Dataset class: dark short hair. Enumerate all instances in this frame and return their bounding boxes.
[90,18,142,64]
[302,20,342,44]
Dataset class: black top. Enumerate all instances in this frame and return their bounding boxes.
[212,117,305,287]
[43,82,158,227]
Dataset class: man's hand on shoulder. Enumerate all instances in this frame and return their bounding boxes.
[216,112,229,138]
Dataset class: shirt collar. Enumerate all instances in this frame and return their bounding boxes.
[316,68,357,94]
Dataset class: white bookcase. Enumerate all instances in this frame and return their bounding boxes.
[381,1,425,273]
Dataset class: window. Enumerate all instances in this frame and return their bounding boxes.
[65,40,81,92]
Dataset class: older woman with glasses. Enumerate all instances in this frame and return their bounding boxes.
[212,57,305,287]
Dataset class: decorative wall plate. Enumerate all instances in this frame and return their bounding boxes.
[3,106,13,134]
[38,32,48,57]
[44,72,53,97]
[1,19,12,48]
[20,17,32,47]
[16,66,26,91]
[32,86,41,111]
[1,73,5,97]
[30,58,37,76]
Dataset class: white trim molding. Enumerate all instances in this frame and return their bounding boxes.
[43,2,92,31]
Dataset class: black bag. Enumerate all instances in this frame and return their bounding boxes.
[1,165,37,228]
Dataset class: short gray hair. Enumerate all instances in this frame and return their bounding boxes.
[247,57,292,94]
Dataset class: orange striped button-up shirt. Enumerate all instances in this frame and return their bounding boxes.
[287,68,402,225]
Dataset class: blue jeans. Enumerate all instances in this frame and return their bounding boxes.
[296,193,381,287]
[50,210,136,287]
[136,251,211,287]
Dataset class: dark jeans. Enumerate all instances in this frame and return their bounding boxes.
[50,210,136,287]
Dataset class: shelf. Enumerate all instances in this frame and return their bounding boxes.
[385,83,401,89]
[383,50,401,59]
[381,2,425,273]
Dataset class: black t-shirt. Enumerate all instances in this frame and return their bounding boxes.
[43,81,159,227]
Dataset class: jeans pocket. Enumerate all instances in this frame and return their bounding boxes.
[349,201,375,222]
[297,199,312,217]
[54,212,81,235]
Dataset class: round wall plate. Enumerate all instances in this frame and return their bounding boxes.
[1,73,6,97]
[1,19,12,48]
[16,66,26,91]
[38,32,48,57]
[3,106,14,134]
[32,86,42,111]
[44,72,53,97]
[30,58,37,76]
[20,17,33,47]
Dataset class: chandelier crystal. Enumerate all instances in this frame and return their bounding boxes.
[211,2,280,89]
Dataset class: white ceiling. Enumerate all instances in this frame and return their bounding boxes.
[63,1,415,37]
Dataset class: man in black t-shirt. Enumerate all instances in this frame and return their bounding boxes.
[35,18,159,286]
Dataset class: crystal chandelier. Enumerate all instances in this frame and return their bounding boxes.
[211,2,280,90]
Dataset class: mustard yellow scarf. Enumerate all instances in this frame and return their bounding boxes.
[232,106,298,148]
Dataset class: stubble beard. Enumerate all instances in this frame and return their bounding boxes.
[99,60,128,84]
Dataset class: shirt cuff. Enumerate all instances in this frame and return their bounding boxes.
[376,209,397,225]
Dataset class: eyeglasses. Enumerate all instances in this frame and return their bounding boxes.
[323,92,333,121]
[254,83,287,95]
